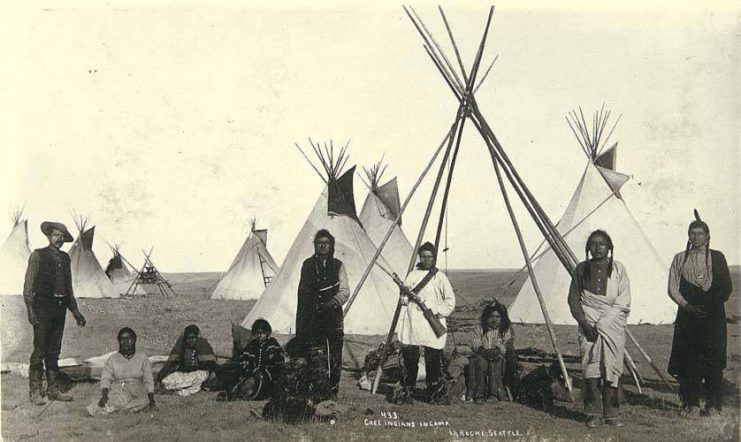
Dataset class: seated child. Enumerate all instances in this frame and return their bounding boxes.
[467,300,517,403]
[216,319,283,401]
[157,324,217,397]
[263,338,316,424]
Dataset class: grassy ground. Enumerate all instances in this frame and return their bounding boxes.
[2,269,739,441]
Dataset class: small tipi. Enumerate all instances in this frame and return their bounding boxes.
[105,244,146,296]
[126,249,176,297]
[69,216,116,298]
[0,209,32,295]
[508,108,676,325]
[359,161,414,275]
[242,141,401,336]
[211,219,279,300]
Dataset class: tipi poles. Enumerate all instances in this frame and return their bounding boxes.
[626,328,675,391]
[487,138,575,401]
[342,116,462,315]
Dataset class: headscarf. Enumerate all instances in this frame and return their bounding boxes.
[416,241,437,269]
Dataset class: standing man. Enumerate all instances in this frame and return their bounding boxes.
[23,221,87,405]
[396,242,456,405]
[667,211,732,417]
[568,230,630,428]
[295,229,349,399]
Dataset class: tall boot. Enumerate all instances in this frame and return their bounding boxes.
[28,365,46,406]
[46,370,73,402]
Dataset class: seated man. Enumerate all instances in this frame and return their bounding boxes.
[217,319,283,401]
[157,324,217,396]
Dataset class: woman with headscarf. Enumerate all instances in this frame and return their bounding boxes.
[88,327,155,416]
[667,211,732,418]
[157,324,217,397]
[295,229,349,399]
[467,300,517,403]
[396,241,456,405]
[568,230,630,428]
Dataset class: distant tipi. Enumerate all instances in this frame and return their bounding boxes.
[69,216,116,298]
[242,141,401,335]
[211,219,279,300]
[358,161,414,276]
[508,108,676,325]
[0,209,32,295]
[105,244,146,296]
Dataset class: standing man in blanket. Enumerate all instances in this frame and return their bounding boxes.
[667,211,732,418]
[24,221,87,405]
[397,242,456,405]
[568,230,630,429]
[295,229,349,399]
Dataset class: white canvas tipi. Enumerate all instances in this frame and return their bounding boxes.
[509,109,676,325]
[359,162,414,276]
[105,245,146,296]
[211,220,279,300]
[0,209,32,295]
[242,143,401,336]
[69,217,116,298]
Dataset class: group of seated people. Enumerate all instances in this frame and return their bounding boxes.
[87,319,351,423]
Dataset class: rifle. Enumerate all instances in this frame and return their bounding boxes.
[391,273,447,338]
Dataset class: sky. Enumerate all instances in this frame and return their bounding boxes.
[1,0,739,272]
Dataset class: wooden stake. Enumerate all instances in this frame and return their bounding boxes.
[626,328,675,391]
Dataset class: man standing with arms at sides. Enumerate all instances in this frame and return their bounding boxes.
[24,221,87,405]
[295,229,349,400]
[568,230,630,428]
[667,211,732,418]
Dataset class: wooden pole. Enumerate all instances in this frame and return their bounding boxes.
[624,350,643,395]
[626,328,675,391]
[487,144,575,402]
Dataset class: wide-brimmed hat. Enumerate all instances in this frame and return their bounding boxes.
[40,221,74,242]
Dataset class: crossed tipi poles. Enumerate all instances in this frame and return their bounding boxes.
[125,248,176,297]
[341,6,670,397]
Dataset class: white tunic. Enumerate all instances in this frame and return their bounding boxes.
[397,268,456,349]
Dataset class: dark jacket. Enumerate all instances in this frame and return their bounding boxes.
[23,246,78,312]
[296,255,345,338]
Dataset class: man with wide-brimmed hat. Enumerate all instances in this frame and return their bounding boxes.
[23,221,87,405]
[668,210,732,418]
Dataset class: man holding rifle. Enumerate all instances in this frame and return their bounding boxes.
[396,242,455,404]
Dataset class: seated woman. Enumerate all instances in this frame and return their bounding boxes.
[216,319,283,401]
[467,300,517,404]
[263,337,316,424]
[157,324,217,397]
[88,327,155,416]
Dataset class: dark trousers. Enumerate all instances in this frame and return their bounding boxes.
[583,377,620,418]
[401,345,443,388]
[679,370,724,411]
[29,301,67,372]
[468,354,505,400]
[326,333,344,395]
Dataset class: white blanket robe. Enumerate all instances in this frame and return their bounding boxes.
[570,261,631,387]
[398,268,456,350]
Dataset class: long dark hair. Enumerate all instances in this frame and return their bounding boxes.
[582,230,614,287]
[313,229,335,259]
[682,220,711,276]
[117,327,137,354]
[480,301,511,335]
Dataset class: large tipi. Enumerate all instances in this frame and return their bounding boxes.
[105,244,146,296]
[508,109,676,325]
[242,142,401,336]
[211,220,279,300]
[358,162,414,276]
[69,217,116,298]
[0,209,32,295]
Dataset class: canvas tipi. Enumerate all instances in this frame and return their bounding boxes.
[211,219,279,300]
[242,142,401,336]
[0,209,32,295]
[69,216,116,298]
[359,162,414,276]
[105,244,146,296]
[508,109,676,325]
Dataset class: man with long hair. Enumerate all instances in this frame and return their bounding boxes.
[468,300,517,403]
[667,211,732,418]
[568,230,631,428]
[295,229,349,399]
